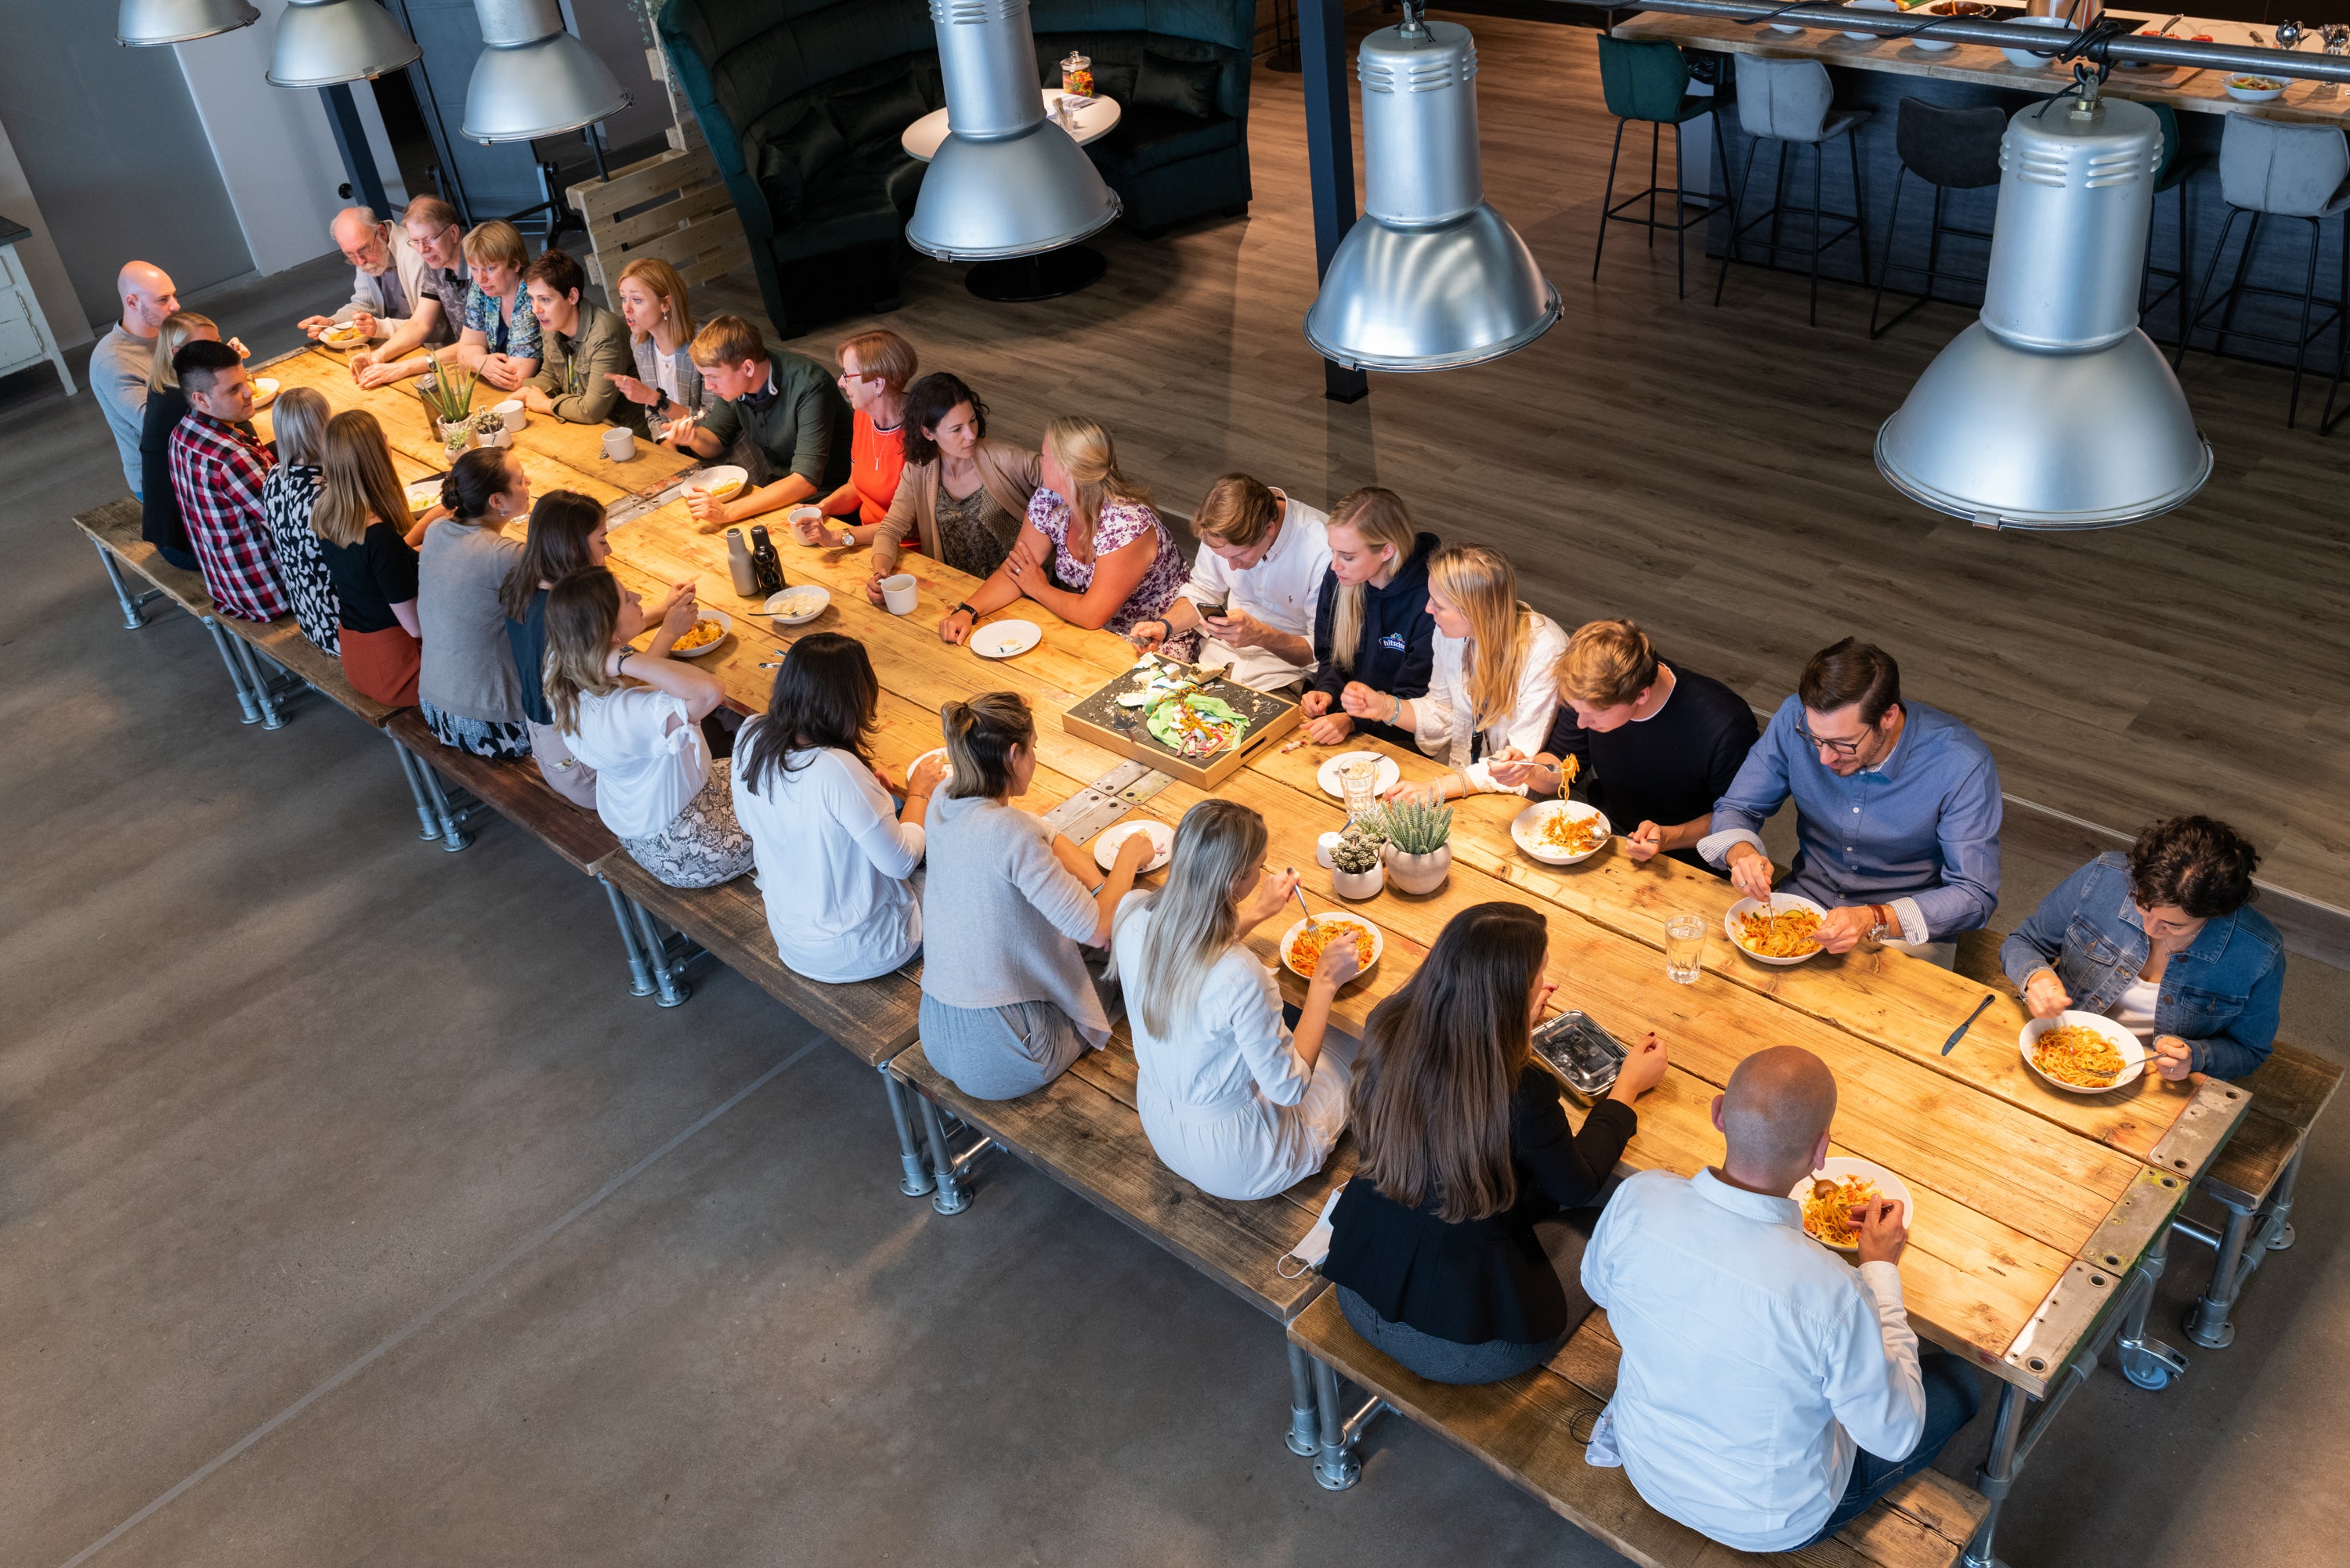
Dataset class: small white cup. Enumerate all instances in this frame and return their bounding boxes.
[602,426,635,461]
[1315,830,1346,869]
[880,573,918,615]
[494,399,525,432]
[787,504,825,536]
[481,425,512,450]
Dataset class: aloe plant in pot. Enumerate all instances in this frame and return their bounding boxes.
[417,363,480,458]
[1376,796,1453,894]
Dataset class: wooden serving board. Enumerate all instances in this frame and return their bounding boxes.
[1061,660,1300,789]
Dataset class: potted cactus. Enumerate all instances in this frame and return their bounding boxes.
[1378,795,1453,894]
[1330,823,1386,901]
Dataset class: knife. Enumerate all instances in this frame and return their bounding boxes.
[1941,993,1997,1055]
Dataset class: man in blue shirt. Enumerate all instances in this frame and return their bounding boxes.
[1699,639,2001,967]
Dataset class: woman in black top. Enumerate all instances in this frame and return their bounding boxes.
[312,411,424,707]
[1322,902,1670,1385]
[139,312,249,569]
[1300,487,1437,750]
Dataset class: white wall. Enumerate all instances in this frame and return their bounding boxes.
[0,117,90,352]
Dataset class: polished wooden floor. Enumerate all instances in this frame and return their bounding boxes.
[707,11,2350,912]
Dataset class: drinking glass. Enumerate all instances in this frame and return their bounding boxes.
[1341,759,1378,823]
[1665,915,1705,985]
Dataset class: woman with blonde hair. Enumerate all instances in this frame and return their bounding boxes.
[1112,800,1359,1201]
[544,568,751,888]
[312,410,424,706]
[606,256,703,442]
[1300,487,1438,747]
[916,690,1155,1098]
[449,219,540,391]
[138,310,248,569]
[257,385,343,656]
[937,415,1191,649]
[1340,544,1565,800]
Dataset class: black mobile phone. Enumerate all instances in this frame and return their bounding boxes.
[1532,1011,1628,1097]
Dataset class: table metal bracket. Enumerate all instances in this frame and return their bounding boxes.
[2078,1166,2189,1274]
[1041,760,1175,845]
[604,464,725,529]
[2003,1260,2120,1390]
[2149,1078,2251,1181]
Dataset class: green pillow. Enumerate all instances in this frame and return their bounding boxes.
[1134,49,1222,121]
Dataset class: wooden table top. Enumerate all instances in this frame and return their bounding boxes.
[280,341,2244,1393]
[1615,9,2350,126]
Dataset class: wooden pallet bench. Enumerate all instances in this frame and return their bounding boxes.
[74,498,283,728]
[1288,1291,1991,1568]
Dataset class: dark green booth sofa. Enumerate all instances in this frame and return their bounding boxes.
[656,0,1258,334]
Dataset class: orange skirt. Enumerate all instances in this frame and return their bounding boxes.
[340,623,421,707]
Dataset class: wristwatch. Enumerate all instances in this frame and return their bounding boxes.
[1867,903,1899,942]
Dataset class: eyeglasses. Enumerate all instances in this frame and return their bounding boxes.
[1795,724,1871,758]
[837,369,882,385]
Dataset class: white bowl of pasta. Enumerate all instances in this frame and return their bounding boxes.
[1725,893,1829,966]
[1790,1156,1913,1253]
[2019,1011,2145,1094]
[1279,914,1382,984]
[1511,800,1612,865]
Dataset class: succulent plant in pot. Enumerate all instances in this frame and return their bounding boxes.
[417,363,480,457]
[1379,796,1454,894]
[1330,823,1386,900]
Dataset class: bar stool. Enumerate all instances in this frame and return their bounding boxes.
[1869,99,2003,340]
[2178,113,2350,430]
[2141,103,2205,352]
[1592,34,1735,299]
[1713,55,1872,326]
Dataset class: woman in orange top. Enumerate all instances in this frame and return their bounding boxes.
[801,328,916,547]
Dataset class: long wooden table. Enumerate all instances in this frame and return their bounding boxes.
[271,338,2246,1548]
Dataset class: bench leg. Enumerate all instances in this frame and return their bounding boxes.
[389,738,443,842]
[598,876,656,998]
[2263,1145,2305,1252]
[880,1064,937,1197]
[406,754,472,851]
[202,617,264,725]
[1310,1356,1362,1490]
[630,899,692,1007]
[227,636,286,730]
[1285,1342,1320,1458]
[916,1091,973,1216]
[92,539,164,630]
[2182,1199,2256,1350]
[2115,1222,2190,1390]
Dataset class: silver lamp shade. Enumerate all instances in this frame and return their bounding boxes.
[118,0,259,45]
[461,0,631,143]
[267,0,421,87]
[1303,15,1557,373]
[905,0,1120,262]
[1877,93,2211,529]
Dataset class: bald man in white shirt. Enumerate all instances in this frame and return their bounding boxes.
[1581,1046,1981,1552]
[90,260,179,498]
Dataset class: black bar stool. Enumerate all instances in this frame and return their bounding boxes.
[1869,99,2003,340]
[2140,103,2205,352]
[1592,34,1735,299]
[1713,55,1872,326]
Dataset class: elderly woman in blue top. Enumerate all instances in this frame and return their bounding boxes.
[1698,639,2001,968]
[2001,816,2282,1082]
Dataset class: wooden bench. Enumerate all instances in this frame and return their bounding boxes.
[595,851,938,1197]
[1288,1291,1991,1568]
[74,499,282,729]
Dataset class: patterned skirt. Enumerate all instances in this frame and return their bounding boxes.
[421,701,532,760]
[618,758,755,889]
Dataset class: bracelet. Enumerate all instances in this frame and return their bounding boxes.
[953,602,977,620]
[1388,695,1402,726]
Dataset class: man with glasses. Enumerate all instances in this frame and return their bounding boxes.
[298,206,439,358]
[345,197,470,389]
[1698,639,2001,968]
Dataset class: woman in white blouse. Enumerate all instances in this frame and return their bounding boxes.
[733,632,945,982]
[1341,544,1567,801]
[541,568,753,888]
[1112,800,1361,1201]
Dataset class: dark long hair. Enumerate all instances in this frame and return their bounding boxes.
[501,490,605,620]
[1350,902,1549,1223]
[442,447,514,520]
[739,632,880,796]
[898,371,987,468]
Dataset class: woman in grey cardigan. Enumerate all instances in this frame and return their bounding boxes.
[606,257,705,446]
[919,691,1155,1100]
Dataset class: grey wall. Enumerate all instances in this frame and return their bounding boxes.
[0,2,254,329]
[566,0,671,153]
[388,0,556,221]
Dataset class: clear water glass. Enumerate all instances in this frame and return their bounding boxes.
[1341,759,1379,823]
[1665,915,1705,985]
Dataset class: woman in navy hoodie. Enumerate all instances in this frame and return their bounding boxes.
[1300,487,1438,749]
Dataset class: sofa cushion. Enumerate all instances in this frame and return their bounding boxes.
[754,102,848,217]
[1088,103,1241,176]
[830,70,931,150]
[1135,47,1221,120]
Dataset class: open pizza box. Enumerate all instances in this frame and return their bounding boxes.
[1060,652,1301,789]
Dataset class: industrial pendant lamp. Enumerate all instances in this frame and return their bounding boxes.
[1303,2,1557,374]
[460,0,631,143]
[905,0,1122,294]
[117,0,259,45]
[267,0,421,87]
[1877,87,2211,529]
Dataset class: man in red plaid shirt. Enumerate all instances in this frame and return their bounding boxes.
[167,338,287,623]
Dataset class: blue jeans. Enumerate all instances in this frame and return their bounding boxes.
[1806,1349,1983,1545]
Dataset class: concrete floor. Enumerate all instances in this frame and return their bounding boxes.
[6,258,2348,1568]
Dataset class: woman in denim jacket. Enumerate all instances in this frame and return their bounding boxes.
[2001,817,2282,1082]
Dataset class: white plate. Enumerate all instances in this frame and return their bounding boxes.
[685,464,749,504]
[251,376,280,407]
[1725,893,1831,966]
[319,325,365,349]
[909,746,954,788]
[405,479,443,515]
[765,585,830,626]
[1094,818,1173,873]
[657,608,732,659]
[971,619,1042,659]
[1791,1157,1914,1254]
[1316,750,1401,799]
[2019,1010,2147,1095]
[1511,800,1613,865]
[1278,913,1383,984]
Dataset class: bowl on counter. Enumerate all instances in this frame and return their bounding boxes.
[1842,0,1898,42]
[2224,74,2290,102]
[1999,13,2072,67]
[1907,0,1994,52]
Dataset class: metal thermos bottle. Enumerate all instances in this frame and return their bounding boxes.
[725,528,759,598]
[749,525,784,595]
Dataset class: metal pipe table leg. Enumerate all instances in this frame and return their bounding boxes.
[228,635,286,730]
[2184,1199,2256,1349]
[92,540,163,629]
[1285,1341,1320,1458]
[628,899,692,1007]
[598,876,656,998]
[389,738,443,841]
[916,1092,972,1216]
[2116,1222,2190,1389]
[1311,1356,1362,1490]
[1962,1378,2026,1568]
[202,617,263,724]
[880,1064,937,1198]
